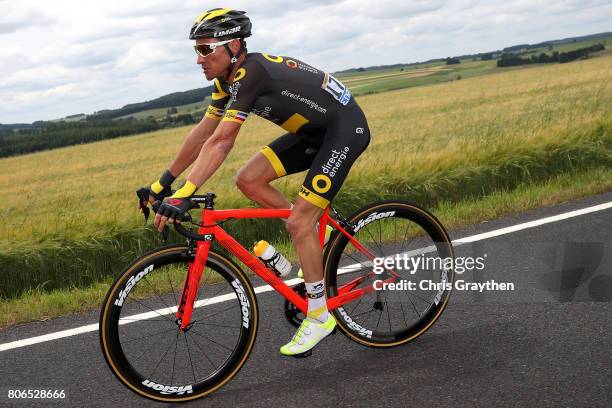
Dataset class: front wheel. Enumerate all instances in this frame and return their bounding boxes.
[325,201,454,347]
[99,244,258,402]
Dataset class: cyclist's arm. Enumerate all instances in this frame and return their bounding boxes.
[184,120,241,186]
[168,114,221,177]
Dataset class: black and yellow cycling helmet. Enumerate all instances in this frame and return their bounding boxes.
[189,8,252,40]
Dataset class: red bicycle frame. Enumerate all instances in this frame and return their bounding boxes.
[175,207,396,331]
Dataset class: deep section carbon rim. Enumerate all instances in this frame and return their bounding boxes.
[326,202,454,346]
[100,247,257,401]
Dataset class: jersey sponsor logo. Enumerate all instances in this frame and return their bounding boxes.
[356,127,364,134]
[229,81,241,102]
[312,174,332,194]
[142,380,193,395]
[251,106,272,118]
[322,73,352,106]
[115,265,154,306]
[214,26,241,37]
[263,53,283,63]
[231,280,250,328]
[286,59,298,69]
[354,211,396,232]
[281,89,327,114]
[295,61,319,74]
[299,186,310,197]
[321,146,349,178]
[233,67,246,82]
[212,78,229,101]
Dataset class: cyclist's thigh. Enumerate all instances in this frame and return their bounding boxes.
[298,105,371,209]
[260,132,322,178]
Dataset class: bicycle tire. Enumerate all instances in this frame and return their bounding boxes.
[99,244,258,402]
[324,200,454,347]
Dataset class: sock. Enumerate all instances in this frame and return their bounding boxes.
[305,279,328,323]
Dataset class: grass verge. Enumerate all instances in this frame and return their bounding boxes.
[1,167,610,328]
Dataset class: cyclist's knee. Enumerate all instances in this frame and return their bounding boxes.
[235,168,260,197]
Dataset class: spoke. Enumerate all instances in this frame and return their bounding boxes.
[363,223,386,257]
[398,222,413,255]
[187,332,219,371]
[341,251,368,268]
[352,308,377,319]
[375,304,383,331]
[120,326,178,345]
[401,287,422,317]
[195,303,239,322]
[349,298,363,316]
[184,332,198,384]
[125,297,176,324]
[189,327,235,352]
[197,280,232,309]
[196,321,241,330]
[397,288,409,328]
[171,327,180,385]
[378,218,385,258]
[385,290,392,332]
[143,275,176,317]
[167,266,181,308]
[404,290,434,305]
[147,327,179,379]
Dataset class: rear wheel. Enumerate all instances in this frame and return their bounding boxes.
[99,245,258,402]
[325,201,454,347]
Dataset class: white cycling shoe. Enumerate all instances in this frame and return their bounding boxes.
[280,314,336,358]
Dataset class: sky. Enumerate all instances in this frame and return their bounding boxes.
[1,0,611,123]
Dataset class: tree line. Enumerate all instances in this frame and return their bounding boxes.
[497,44,605,67]
[89,86,213,120]
[0,113,202,158]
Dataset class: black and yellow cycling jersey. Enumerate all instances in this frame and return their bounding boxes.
[205,52,370,209]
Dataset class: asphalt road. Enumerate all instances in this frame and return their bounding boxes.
[1,192,611,408]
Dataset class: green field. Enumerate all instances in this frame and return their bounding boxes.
[0,48,610,324]
[114,98,210,120]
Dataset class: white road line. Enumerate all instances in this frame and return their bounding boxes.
[1,200,610,353]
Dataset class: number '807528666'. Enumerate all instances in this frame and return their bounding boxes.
[7,389,66,399]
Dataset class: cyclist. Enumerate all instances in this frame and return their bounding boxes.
[139,8,371,357]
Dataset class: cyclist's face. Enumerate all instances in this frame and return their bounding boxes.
[195,38,235,81]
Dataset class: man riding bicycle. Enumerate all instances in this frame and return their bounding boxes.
[140,8,371,357]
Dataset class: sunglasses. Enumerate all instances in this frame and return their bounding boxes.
[193,39,234,58]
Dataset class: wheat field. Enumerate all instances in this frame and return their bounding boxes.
[1,55,611,248]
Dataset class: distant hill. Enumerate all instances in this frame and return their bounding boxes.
[89,86,214,120]
[1,31,610,129]
[337,31,612,73]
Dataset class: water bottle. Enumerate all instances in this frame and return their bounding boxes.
[253,240,292,278]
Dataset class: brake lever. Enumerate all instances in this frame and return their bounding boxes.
[136,188,151,223]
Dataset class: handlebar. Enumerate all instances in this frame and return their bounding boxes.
[142,191,218,242]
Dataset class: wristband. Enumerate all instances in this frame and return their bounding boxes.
[150,170,176,194]
[171,180,198,198]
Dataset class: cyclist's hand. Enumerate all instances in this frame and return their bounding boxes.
[136,185,172,210]
[136,170,177,219]
[154,197,197,232]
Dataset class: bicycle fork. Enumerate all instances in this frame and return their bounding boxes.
[176,237,211,331]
